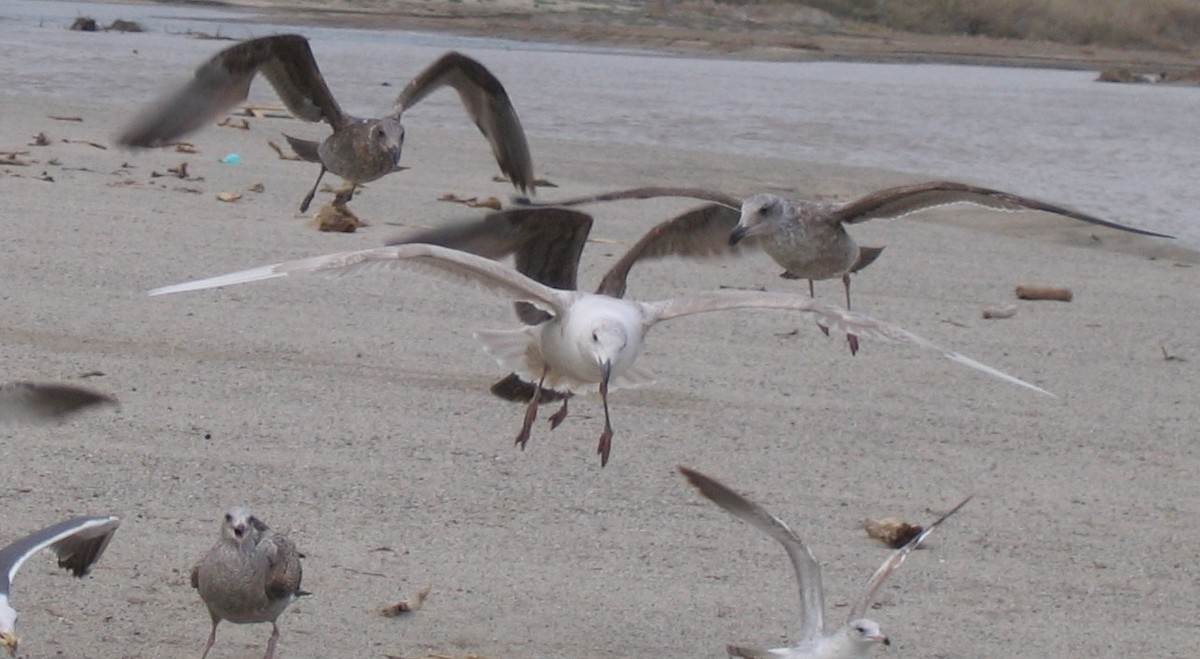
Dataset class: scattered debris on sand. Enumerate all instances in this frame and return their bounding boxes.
[864,516,923,549]
[314,202,365,232]
[379,585,432,618]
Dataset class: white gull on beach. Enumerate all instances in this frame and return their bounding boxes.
[680,467,969,659]
[0,516,121,656]
[150,243,1051,466]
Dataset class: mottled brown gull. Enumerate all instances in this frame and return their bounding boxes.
[0,381,116,423]
[149,242,1051,466]
[679,467,969,659]
[192,508,305,659]
[0,516,121,656]
[525,180,1175,309]
[118,34,534,211]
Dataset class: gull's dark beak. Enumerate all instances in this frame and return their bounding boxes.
[600,359,612,388]
[879,635,891,646]
[388,145,402,169]
[729,225,748,246]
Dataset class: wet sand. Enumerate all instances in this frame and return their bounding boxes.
[180,0,1200,71]
[3,7,1199,659]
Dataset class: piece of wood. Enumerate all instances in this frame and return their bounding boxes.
[1015,285,1072,302]
[982,304,1018,319]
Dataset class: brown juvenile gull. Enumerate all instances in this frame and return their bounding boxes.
[525,180,1175,310]
[193,508,305,659]
[0,515,121,656]
[149,242,1051,466]
[679,466,970,659]
[0,381,116,422]
[118,34,534,211]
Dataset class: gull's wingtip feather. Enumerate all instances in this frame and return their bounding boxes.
[148,264,286,296]
[944,351,1055,397]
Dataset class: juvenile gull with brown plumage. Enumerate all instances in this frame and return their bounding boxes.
[0,516,121,656]
[149,237,1051,466]
[192,508,305,659]
[527,180,1175,309]
[680,466,969,659]
[118,34,534,211]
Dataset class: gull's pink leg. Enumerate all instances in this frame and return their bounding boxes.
[515,370,548,449]
[596,375,614,467]
[200,618,219,659]
[842,273,859,354]
[262,622,280,659]
[298,165,327,213]
[548,394,571,430]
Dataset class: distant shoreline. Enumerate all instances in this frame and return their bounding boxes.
[137,0,1200,74]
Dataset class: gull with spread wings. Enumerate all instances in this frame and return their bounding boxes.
[150,233,1051,466]
[119,34,534,211]
[0,516,121,656]
[680,466,969,659]
[523,180,1174,309]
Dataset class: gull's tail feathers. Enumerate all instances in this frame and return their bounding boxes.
[475,328,544,383]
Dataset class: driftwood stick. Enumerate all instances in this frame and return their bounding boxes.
[982,304,1018,319]
[1015,285,1072,302]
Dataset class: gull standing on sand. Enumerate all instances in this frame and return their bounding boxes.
[0,381,116,422]
[193,508,306,659]
[150,240,1050,466]
[0,516,121,656]
[118,34,535,211]
[528,180,1175,309]
[679,467,969,659]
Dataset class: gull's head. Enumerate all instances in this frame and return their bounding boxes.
[220,507,264,549]
[0,603,16,657]
[841,618,889,652]
[730,193,787,245]
[586,320,629,378]
[371,118,405,170]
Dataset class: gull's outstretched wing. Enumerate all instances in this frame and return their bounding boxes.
[392,52,534,194]
[119,34,344,147]
[387,207,593,323]
[0,516,121,595]
[848,495,973,621]
[149,243,576,317]
[0,382,116,423]
[521,186,742,210]
[680,467,826,646]
[597,203,755,298]
[833,180,1174,238]
[645,291,1053,396]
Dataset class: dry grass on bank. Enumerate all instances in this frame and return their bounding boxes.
[727,0,1200,50]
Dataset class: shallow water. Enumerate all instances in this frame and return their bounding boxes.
[5,0,1197,245]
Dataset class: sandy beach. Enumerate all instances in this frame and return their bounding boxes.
[2,4,1198,659]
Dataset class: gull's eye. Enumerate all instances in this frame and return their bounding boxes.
[757,205,768,216]
[224,513,232,523]
[591,331,599,342]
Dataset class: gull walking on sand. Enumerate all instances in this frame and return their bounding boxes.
[0,381,116,422]
[527,180,1175,310]
[118,34,534,211]
[150,241,1051,466]
[0,516,121,656]
[679,466,969,659]
[193,508,306,659]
